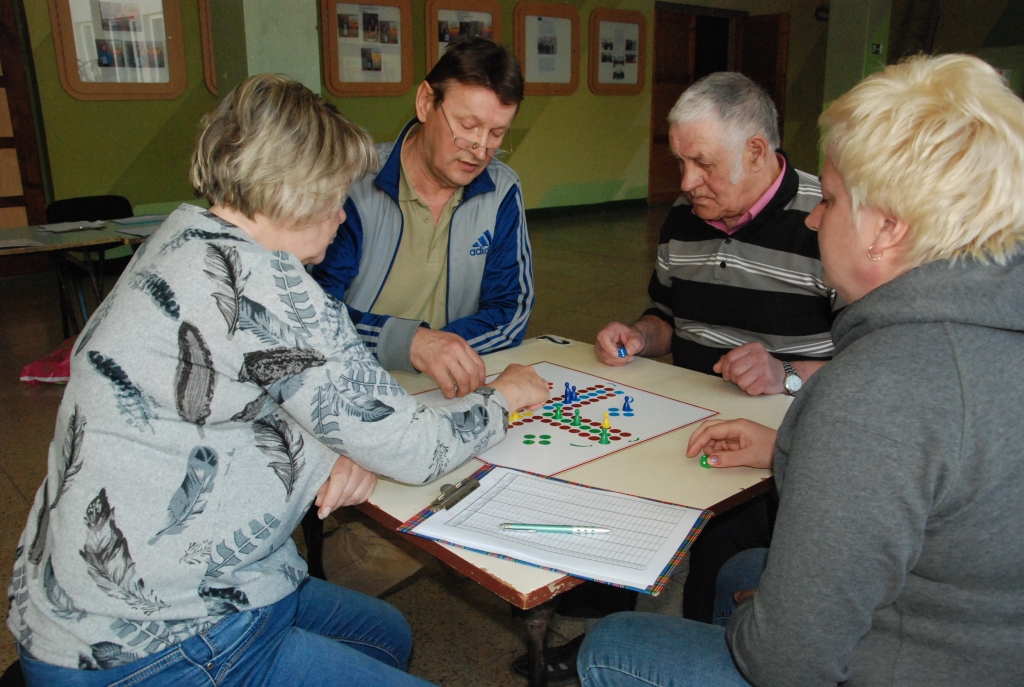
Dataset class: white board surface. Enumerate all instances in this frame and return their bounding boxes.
[415,362,716,475]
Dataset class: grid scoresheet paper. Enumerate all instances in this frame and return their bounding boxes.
[407,467,705,592]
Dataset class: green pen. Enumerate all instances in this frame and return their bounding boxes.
[499,523,612,534]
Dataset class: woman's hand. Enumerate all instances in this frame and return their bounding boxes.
[488,364,549,412]
[685,419,777,469]
[315,455,378,519]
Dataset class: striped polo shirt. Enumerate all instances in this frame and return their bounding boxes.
[645,153,839,375]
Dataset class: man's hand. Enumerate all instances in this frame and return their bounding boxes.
[410,328,486,399]
[489,364,550,413]
[315,455,378,519]
[685,418,777,469]
[714,342,785,396]
[595,322,646,366]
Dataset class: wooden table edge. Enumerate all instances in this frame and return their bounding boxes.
[356,502,586,609]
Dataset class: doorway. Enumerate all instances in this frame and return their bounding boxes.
[648,3,790,203]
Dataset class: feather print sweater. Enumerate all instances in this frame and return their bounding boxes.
[6,205,510,670]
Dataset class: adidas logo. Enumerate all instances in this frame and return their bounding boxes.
[470,230,492,256]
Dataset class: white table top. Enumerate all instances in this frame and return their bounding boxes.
[360,336,789,607]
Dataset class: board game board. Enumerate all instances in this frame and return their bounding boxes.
[414,362,717,475]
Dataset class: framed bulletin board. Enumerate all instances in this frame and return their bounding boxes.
[588,7,646,96]
[513,1,579,96]
[426,0,503,70]
[321,0,414,97]
[48,0,187,100]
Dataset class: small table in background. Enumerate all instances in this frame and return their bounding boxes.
[0,221,152,337]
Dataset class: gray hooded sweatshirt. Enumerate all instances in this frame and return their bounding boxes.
[728,254,1024,686]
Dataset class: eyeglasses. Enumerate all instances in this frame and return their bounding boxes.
[438,103,512,160]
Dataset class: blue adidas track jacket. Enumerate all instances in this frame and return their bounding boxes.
[312,119,534,372]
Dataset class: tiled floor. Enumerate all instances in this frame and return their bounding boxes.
[0,202,684,684]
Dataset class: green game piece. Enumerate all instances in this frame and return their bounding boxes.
[599,427,610,445]
[553,403,563,420]
[571,409,582,426]
[523,440,535,445]
[700,453,711,468]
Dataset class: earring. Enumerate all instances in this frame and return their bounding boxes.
[867,245,883,261]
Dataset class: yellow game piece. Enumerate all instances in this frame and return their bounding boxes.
[510,410,519,422]
[602,411,611,429]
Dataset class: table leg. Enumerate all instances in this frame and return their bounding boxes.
[52,255,80,337]
[520,599,557,687]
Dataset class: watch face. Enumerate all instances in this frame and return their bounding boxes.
[784,374,802,394]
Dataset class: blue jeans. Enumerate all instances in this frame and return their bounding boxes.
[20,578,435,687]
[577,549,768,687]
[712,548,769,628]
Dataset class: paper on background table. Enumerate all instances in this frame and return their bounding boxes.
[115,224,161,237]
[0,238,44,249]
[110,214,169,226]
[415,362,716,475]
[37,220,106,233]
[404,466,707,593]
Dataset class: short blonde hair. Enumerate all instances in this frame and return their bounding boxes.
[190,74,377,226]
[820,54,1024,265]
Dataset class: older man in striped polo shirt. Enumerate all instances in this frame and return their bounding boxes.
[593,72,838,626]
[596,72,837,398]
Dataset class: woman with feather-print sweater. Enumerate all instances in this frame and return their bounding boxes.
[6,203,544,674]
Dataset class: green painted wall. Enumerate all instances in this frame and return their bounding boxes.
[25,0,829,210]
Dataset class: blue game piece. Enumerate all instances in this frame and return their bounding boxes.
[622,396,633,412]
[564,382,572,404]
[617,346,627,357]
[571,386,577,403]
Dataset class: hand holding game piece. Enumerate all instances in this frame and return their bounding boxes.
[595,322,645,366]
[490,363,550,414]
[411,328,487,399]
[685,418,777,469]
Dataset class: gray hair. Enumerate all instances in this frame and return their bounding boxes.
[668,72,780,179]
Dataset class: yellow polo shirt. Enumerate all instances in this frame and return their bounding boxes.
[369,140,464,331]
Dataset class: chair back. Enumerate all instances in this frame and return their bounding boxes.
[0,660,25,687]
[46,195,133,223]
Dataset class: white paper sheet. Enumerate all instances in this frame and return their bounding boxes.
[407,466,705,593]
[0,239,44,249]
[37,220,106,233]
[414,362,716,475]
[110,214,168,226]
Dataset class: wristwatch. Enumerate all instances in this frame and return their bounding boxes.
[782,361,803,396]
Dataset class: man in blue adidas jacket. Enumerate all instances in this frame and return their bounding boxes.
[313,38,533,399]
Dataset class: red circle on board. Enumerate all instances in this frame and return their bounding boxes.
[569,429,580,433]
[620,432,632,437]
[611,436,621,441]
[610,429,622,434]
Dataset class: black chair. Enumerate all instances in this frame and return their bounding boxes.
[45,195,133,337]
[301,503,327,580]
[46,195,133,224]
[0,660,25,687]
